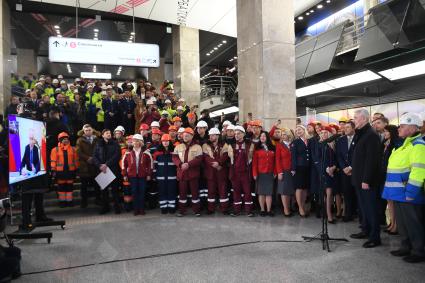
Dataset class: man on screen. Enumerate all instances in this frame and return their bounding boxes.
[20,133,40,176]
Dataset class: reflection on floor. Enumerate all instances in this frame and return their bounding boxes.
[12,207,425,282]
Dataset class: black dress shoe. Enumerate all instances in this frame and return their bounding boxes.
[328,219,336,224]
[403,254,425,263]
[260,211,267,217]
[267,211,275,217]
[387,231,399,236]
[283,213,293,217]
[362,240,381,248]
[35,216,53,223]
[350,232,368,239]
[390,250,410,257]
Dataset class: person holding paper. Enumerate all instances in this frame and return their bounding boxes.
[93,129,122,214]
[122,134,152,216]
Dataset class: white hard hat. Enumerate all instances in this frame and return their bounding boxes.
[39,77,45,81]
[73,89,79,93]
[177,106,184,111]
[75,78,81,82]
[151,121,160,128]
[399,113,423,127]
[132,134,144,141]
[35,82,42,87]
[178,98,185,102]
[150,97,157,102]
[178,127,185,133]
[165,99,171,104]
[52,79,59,84]
[222,120,231,127]
[25,89,31,93]
[196,120,208,128]
[114,126,125,134]
[55,88,62,93]
[106,85,113,89]
[208,128,220,135]
[87,84,94,88]
[146,99,154,105]
[234,125,245,133]
[57,75,63,79]
[226,124,235,131]
[60,80,66,84]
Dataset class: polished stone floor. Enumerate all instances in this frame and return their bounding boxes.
[11,207,425,283]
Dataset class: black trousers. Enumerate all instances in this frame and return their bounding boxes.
[21,192,45,227]
[80,177,100,202]
[0,246,21,280]
[341,174,356,219]
[101,179,120,210]
[357,186,381,242]
[394,201,425,256]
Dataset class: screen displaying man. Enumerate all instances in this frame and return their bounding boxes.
[20,133,40,176]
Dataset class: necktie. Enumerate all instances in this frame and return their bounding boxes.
[30,148,33,168]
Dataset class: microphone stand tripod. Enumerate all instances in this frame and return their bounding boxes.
[302,139,348,252]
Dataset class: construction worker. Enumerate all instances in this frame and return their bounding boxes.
[383,113,425,263]
[121,135,134,212]
[172,127,203,216]
[50,132,79,207]
[227,126,255,217]
[202,128,230,214]
[153,134,177,214]
[114,126,126,150]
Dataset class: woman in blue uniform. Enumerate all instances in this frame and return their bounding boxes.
[290,125,310,217]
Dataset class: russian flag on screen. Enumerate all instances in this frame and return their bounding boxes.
[8,115,21,172]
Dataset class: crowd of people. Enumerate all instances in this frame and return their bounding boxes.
[5,73,425,264]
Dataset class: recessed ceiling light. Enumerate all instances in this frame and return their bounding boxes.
[234,56,237,59]
[94,28,99,32]
[206,53,210,56]
[214,47,218,50]
[56,30,61,34]
[310,10,314,13]
[326,0,331,3]
[128,40,132,43]
[94,38,98,40]
[130,32,135,35]
[306,12,310,15]
[298,16,303,20]
[54,25,60,29]
[222,40,227,43]
[58,35,62,37]
[218,44,222,47]
[317,4,323,9]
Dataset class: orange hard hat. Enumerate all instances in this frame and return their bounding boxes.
[168,125,178,132]
[252,120,262,127]
[139,123,149,130]
[187,112,196,119]
[172,116,182,122]
[184,127,194,135]
[151,128,162,135]
[161,134,172,141]
[58,132,69,140]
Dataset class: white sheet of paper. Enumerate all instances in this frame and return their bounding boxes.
[95,167,116,190]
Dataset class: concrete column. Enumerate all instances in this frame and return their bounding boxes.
[0,1,11,114]
[364,0,379,15]
[172,26,200,107]
[148,58,165,88]
[237,0,296,130]
[17,48,37,76]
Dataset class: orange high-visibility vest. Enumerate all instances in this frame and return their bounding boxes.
[50,144,79,172]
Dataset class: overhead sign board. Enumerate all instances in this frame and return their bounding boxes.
[48,37,160,67]
[81,72,112,79]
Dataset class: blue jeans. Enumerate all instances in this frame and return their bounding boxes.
[129,177,146,210]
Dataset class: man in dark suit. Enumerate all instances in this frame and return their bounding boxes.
[336,121,356,222]
[118,90,136,135]
[102,86,119,131]
[350,108,382,248]
[20,134,40,175]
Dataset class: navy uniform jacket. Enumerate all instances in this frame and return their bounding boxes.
[102,98,119,120]
[118,98,136,117]
[336,135,355,170]
[318,143,336,188]
[20,145,40,173]
[290,138,310,171]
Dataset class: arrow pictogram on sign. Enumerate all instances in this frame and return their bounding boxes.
[53,41,60,47]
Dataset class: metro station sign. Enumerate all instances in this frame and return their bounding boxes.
[48,37,160,67]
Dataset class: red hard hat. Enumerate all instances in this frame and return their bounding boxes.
[184,127,194,135]
[161,134,172,141]
[58,132,69,140]
[151,128,162,135]
[168,125,178,132]
[139,123,149,130]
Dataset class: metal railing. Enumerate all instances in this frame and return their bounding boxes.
[200,75,238,102]
[335,14,370,56]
